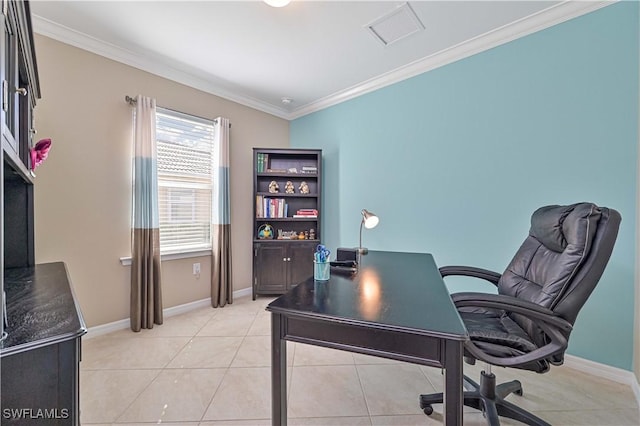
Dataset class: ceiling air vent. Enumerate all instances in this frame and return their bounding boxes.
[366,2,425,47]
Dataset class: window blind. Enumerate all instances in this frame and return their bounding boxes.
[156,108,214,253]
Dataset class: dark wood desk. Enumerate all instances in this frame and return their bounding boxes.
[266,251,468,425]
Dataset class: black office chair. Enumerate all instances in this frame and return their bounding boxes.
[419,202,621,426]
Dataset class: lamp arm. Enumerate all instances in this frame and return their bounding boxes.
[359,218,364,249]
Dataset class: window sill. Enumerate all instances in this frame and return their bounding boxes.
[120,249,211,266]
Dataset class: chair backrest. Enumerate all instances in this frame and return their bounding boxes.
[497,203,621,349]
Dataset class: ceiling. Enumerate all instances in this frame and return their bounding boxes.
[30,1,610,120]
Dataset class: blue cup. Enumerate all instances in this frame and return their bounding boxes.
[314,260,330,281]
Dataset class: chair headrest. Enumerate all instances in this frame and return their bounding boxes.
[530,203,600,253]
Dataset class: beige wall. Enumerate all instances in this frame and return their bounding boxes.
[32,35,289,327]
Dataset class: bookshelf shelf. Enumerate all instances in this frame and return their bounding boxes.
[252,148,322,299]
[256,192,318,198]
[253,238,321,243]
[256,217,318,222]
[257,172,318,178]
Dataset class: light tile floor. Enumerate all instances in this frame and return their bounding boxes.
[81,295,640,425]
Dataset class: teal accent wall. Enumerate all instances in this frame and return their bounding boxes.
[291,2,639,370]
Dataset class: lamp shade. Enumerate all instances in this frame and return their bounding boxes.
[362,209,379,229]
[358,209,379,255]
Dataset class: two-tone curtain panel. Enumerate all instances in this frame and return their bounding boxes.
[211,117,232,307]
[131,95,163,331]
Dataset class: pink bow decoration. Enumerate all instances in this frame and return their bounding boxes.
[30,138,52,170]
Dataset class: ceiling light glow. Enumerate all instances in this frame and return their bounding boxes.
[264,0,291,7]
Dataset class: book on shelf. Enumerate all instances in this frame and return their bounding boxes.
[257,153,264,173]
[256,195,288,218]
[301,166,317,172]
[256,195,263,218]
[296,209,318,215]
[256,153,270,173]
[293,215,317,218]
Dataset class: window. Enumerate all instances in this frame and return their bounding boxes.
[156,108,215,253]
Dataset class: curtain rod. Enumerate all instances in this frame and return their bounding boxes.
[124,95,227,126]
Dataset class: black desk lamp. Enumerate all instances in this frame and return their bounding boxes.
[358,209,379,255]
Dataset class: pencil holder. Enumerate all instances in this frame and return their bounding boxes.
[314,260,330,281]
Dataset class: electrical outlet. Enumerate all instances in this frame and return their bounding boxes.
[193,263,201,276]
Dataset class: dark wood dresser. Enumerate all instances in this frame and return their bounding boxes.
[1,263,86,425]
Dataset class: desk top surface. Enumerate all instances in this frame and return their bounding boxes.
[267,251,467,340]
[1,262,87,356]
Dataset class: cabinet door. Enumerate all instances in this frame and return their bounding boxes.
[1,6,18,153]
[1,0,39,173]
[287,243,315,290]
[254,244,287,294]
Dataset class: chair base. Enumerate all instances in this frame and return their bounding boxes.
[419,370,551,426]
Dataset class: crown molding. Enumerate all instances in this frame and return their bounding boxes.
[289,0,616,120]
[31,15,291,120]
[32,1,615,122]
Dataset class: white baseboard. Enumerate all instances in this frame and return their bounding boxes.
[632,376,640,411]
[85,286,253,339]
[233,286,252,299]
[564,354,640,409]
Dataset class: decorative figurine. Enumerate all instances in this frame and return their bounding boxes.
[282,230,297,239]
[268,180,279,193]
[30,138,52,171]
[298,232,306,240]
[258,224,274,239]
[299,181,310,194]
[284,180,295,194]
[309,229,315,240]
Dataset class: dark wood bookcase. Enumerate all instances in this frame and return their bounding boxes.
[1,2,86,424]
[252,148,322,299]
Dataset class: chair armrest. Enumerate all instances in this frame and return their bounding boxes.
[439,266,501,287]
[452,293,572,332]
[452,292,573,368]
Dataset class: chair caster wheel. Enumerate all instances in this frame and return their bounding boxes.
[423,405,434,416]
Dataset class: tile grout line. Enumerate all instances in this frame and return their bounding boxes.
[199,307,264,423]
[111,366,164,424]
[352,361,375,424]
[114,331,196,423]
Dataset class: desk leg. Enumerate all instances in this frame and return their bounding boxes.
[271,313,287,426]
[443,340,463,426]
